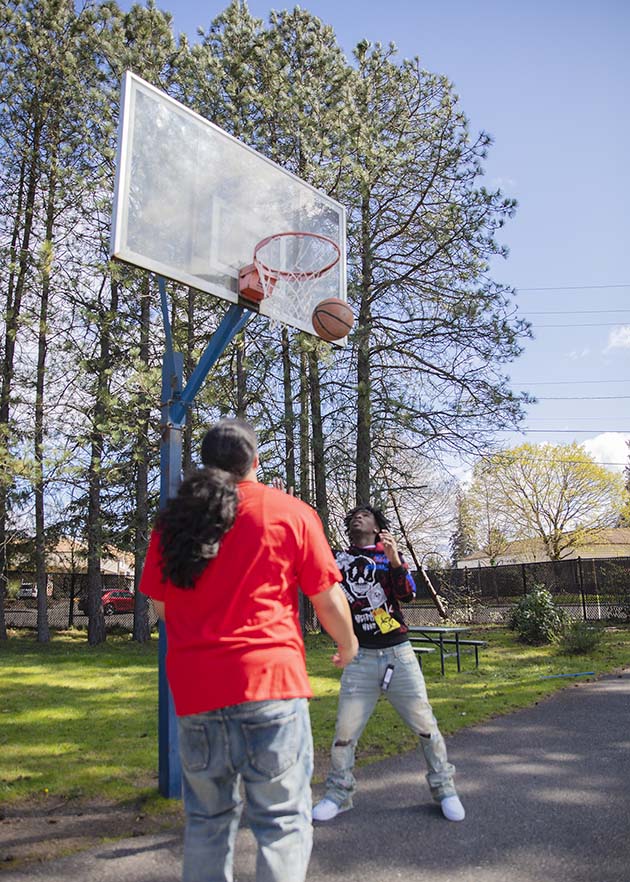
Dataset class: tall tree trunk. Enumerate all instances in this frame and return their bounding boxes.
[0,116,42,640]
[355,192,372,505]
[281,328,296,491]
[236,337,247,418]
[34,150,58,643]
[87,278,118,645]
[298,345,310,504]
[133,276,151,642]
[308,348,329,537]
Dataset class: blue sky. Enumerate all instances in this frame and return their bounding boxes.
[116,0,630,472]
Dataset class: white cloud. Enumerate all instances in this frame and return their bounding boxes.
[605,325,630,352]
[491,177,516,190]
[581,433,630,472]
[567,347,591,360]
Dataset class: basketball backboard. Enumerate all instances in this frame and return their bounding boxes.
[110,72,347,337]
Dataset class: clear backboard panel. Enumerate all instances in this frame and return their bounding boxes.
[110,72,347,336]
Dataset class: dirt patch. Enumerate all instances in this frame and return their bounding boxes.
[0,796,184,873]
[0,751,332,873]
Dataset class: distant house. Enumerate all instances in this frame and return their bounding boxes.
[11,538,134,594]
[455,528,630,568]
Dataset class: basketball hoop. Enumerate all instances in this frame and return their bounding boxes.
[238,232,340,305]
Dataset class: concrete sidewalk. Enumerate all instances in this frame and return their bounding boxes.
[4,668,629,882]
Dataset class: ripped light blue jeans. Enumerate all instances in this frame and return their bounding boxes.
[178,698,313,882]
[324,642,457,808]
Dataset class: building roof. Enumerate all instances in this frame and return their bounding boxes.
[458,527,630,565]
[16,538,135,577]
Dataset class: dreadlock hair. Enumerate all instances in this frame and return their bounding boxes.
[156,419,257,588]
[344,504,390,536]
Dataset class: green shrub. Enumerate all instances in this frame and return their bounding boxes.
[508,586,566,644]
[608,593,630,623]
[559,620,603,654]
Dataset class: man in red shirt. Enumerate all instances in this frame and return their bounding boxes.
[139,418,357,882]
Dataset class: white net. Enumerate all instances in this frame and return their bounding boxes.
[253,233,340,320]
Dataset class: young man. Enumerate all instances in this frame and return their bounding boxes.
[139,419,358,882]
[312,504,465,823]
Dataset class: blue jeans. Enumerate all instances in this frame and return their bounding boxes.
[324,643,457,807]
[178,698,313,882]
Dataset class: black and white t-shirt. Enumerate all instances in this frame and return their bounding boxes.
[335,544,416,648]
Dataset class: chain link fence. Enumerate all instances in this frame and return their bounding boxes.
[303,556,630,631]
[404,556,630,626]
[3,572,150,633]
[5,556,630,633]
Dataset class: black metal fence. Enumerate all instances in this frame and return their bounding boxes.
[403,556,630,626]
[5,556,630,633]
[3,572,141,633]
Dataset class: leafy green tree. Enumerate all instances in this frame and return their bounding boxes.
[339,41,529,503]
[619,439,630,526]
[449,491,477,564]
[468,443,626,560]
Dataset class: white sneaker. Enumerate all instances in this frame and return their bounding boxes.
[312,798,344,822]
[441,795,465,822]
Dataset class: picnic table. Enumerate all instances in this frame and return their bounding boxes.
[407,625,486,675]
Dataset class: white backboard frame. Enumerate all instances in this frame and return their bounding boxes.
[110,72,347,337]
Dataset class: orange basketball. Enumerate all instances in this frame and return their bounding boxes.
[311,297,354,342]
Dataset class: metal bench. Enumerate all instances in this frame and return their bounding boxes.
[410,636,487,669]
[408,643,436,670]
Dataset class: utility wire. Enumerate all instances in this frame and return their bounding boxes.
[516,284,630,291]
[537,395,630,401]
[477,452,628,467]
[496,428,630,435]
[524,309,630,315]
[526,418,630,422]
[514,379,629,385]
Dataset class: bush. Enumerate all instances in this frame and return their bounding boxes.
[608,593,630,623]
[559,620,603,654]
[508,586,566,644]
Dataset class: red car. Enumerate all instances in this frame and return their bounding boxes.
[102,589,135,615]
[78,589,135,615]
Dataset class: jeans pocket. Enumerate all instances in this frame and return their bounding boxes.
[179,723,210,773]
[243,712,299,778]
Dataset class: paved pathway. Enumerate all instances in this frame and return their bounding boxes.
[4,669,629,882]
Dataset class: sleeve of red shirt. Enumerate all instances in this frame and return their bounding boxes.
[294,504,342,597]
[138,530,167,601]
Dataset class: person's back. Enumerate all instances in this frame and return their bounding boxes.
[139,418,357,882]
[142,480,339,716]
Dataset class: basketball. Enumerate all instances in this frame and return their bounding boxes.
[311,298,354,342]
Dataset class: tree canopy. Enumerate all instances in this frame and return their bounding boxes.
[0,0,530,640]
[464,443,626,560]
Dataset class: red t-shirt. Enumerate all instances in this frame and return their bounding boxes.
[138,480,341,716]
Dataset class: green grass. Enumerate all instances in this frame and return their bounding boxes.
[1,625,629,806]
[0,631,161,806]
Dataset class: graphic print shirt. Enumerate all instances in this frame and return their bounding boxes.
[335,544,416,648]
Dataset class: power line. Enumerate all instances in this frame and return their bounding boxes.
[537,395,630,401]
[478,451,627,466]
[516,284,630,291]
[526,418,630,422]
[514,379,629,385]
[496,428,630,435]
[535,322,629,328]
[524,309,630,315]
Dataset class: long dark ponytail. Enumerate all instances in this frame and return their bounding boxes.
[156,419,258,588]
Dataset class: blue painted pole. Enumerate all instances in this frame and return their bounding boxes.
[158,352,184,798]
[156,295,254,799]
[170,304,252,426]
